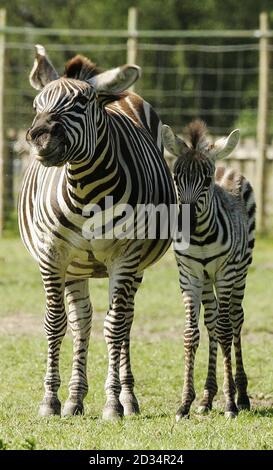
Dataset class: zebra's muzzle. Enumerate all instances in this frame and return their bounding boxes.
[26,112,67,165]
[35,143,66,167]
[175,203,197,240]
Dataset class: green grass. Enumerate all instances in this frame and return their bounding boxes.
[0,236,273,450]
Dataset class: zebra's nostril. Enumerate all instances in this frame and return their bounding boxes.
[26,127,42,142]
[28,127,50,142]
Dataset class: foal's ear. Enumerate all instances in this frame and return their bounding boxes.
[161,125,189,157]
[88,64,141,93]
[209,129,240,160]
[29,44,59,90]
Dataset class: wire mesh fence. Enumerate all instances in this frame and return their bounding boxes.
[137,42,262,136]
[3,38,266,136]
[1,13,273,232]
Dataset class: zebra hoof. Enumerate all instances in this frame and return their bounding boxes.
[175,406,190,421]
[197,405,211,414]
[123,400,140,416]
[62,400,84,417]
[225,402,238,419]
[39,398,61,417]
[102,400,124,420]
[237,397,250,411]
[120,393,140,416]
[225,410,238,419]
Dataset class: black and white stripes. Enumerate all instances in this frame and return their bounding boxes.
[19,46,176,419]
[162,120,255,419]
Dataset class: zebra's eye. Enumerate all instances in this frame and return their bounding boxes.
[77,95,89,106]
[203,176,212,187]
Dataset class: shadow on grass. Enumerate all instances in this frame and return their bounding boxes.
[138,413,170,420]
[118,407,273,420]
[251,407,273,417]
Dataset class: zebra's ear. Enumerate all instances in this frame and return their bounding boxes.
[88,65,141,93]
[29,44,59,90]
[210,129,240,160]
[161,125,189,157]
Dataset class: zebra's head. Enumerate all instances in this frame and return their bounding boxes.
[26,45,141,167]
[162,120,240,230]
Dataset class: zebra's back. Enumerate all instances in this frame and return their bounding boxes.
[215,166,256,258]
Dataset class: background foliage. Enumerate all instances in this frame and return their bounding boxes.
[2,0,273,29]
[2,0,273,135]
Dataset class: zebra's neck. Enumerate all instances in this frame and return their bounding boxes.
[193,189,217,237]
[65,107,123,211]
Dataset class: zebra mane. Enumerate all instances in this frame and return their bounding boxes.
[185,119,209,152]
[64,55,101,80]
[63,55,127,104]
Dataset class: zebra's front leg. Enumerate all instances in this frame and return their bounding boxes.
[231,279,250,411]
[176,274,203,421]
[198,280,218,413]
[39,267,67,417]
[215,275,238,418]
[119,273,143,416]
[62,279,92,417]
[103,248,142,420]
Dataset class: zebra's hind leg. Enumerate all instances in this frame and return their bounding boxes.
[231,277,250,411]
[198,280,218,414]
[215,275,238,419]
[62,279,92,417]
[176,273,203,421]
[39,267,67,417]
[119,273,143,416]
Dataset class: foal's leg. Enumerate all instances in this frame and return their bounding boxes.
[119,273,143,416]
[176,271,203,420]
[39,263,67,417]
[198,279,218,413]
[231,274,250,410]
[215,273,238,418]
[62,279,92,416]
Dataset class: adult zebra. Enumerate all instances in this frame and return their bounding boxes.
[19,45,176,419]
[162,120,255,419]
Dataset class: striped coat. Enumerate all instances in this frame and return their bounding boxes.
[162,120,255,419]
[19,46,176,419]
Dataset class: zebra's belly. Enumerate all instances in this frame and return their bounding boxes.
[59,238,171,280]
[66,257,108,279]
[175,239,246,280]
[21,226,171,280]
[66,238,131,279]
[59,243,171,280]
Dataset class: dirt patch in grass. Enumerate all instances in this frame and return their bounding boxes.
[0,312,180,339]
[1,312,273,345]
[0,312,43,336]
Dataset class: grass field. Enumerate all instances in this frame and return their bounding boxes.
[0,236,272,450]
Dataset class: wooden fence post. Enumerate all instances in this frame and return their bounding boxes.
[256,12,269,234]
[127,7,138,92]
[0,9,6,236]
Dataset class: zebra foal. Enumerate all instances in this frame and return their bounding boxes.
[162,120,255,419]
[19,45,176,419]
